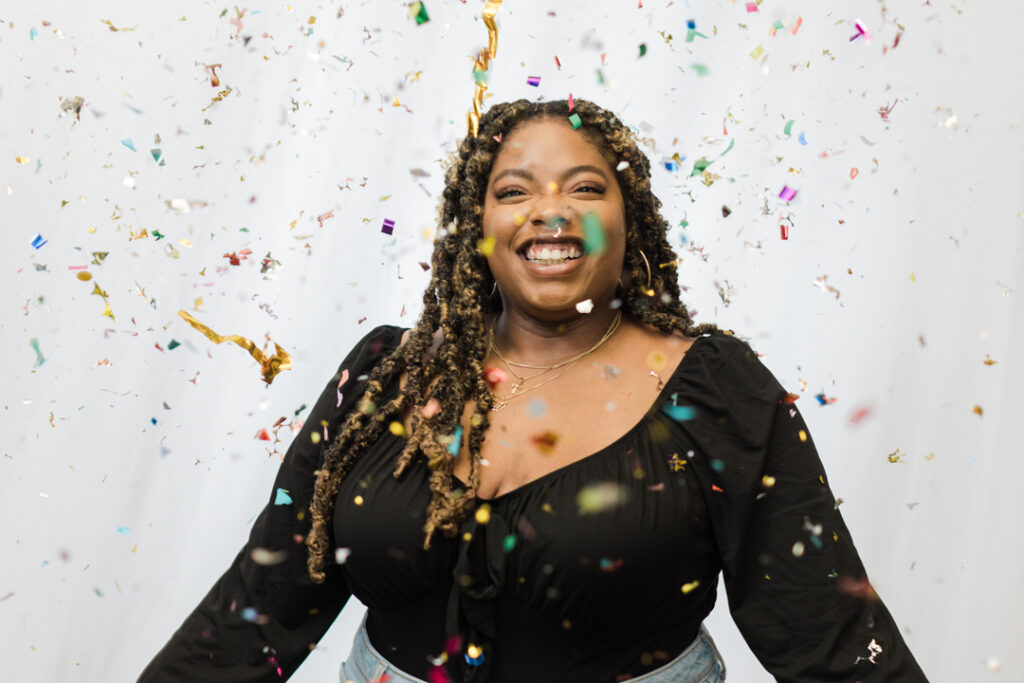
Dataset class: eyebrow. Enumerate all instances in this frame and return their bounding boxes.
[490,164,609,186]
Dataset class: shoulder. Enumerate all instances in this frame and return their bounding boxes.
[398,326,443,359]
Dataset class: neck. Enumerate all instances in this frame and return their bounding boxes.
[490,306,621,367]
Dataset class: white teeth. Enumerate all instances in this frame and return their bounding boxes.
[523,242,584,263]
[539,247,552,260]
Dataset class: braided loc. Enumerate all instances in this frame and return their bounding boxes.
[306,98,729,583]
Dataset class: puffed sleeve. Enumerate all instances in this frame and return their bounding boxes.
[673,333,928,682]
[138,325,405,682]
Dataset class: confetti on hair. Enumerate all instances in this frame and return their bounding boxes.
[447,425,463,456]
[177,310,292,384]
[568,113,582,130]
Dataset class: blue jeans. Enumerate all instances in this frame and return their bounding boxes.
[340,613,727,682]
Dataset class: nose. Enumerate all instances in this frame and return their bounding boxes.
[529,192,574,232]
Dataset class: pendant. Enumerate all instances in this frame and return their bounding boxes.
[509,379,524,394]
[490,399,507,413]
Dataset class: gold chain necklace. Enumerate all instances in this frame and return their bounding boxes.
[487,310,622,412]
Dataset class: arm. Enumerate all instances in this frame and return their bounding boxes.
[138,325,403,682]
[685,335,928,682]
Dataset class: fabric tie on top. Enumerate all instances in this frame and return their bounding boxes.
[446,505,510,683]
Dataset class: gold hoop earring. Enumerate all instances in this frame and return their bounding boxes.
[637,249,654,295]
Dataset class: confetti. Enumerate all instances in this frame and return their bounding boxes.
[477,235,496,255]
[798,132,808,145]
[409,1,429,25]
[527,76,541,86]
[475,504,491,525]
[250,548,287,566]
[177,310,292,384]
[851,19,872,43]
[30,338,46,367]
[466,0,504,137]
[576,481,630,515]
[638,43,647,57]
[121,138,136,152]
[335,547,352,564]
[381,218,395,235]
[581,212,606,255]
[681,580,700,594]
[575,299,594,314]
[779,186,797,202]
[568,113,582,130]
[746,2,759,12]
[531,431,558,455]
[447,425,463,456]
[31,234,47,249]
[484,366,507,388]
[273,488,293,505]
[972,405,983,417]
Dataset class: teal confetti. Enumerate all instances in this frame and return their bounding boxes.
[447,425,463,456]
[121,138,136,152]
[274,488,293,505]
[596,69,605,85]
[783,119,795,136]
[662,404,696,421]
[167,339,180,350]
[582,212,606,255]
[474,68,488,85]
[721,139,735,156]
[692,63,709,76]
[502,535,517,552]
[638,43,647,57]
[150,148,165,166]
[117,526,131,534]
[690,158,712,176]
[527,398,548,418]
[568,113,582,130]
[30,27,38,40]
[30,338,46,367]
[410,1,430,25]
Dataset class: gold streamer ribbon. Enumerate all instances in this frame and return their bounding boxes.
[177,310,292,385]
[466,0,504,138]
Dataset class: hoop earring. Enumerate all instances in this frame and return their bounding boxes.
[490,281,498,297]
[637,249,654,295]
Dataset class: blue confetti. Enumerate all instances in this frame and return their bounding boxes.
[447,425,463,456]
[30,26,38,40]
[687,19,696,29]
[527,398,548,418]
[117,526,131,534]
[798,131,808,146]
[274,488,293,505]
[121,138,136,152]
[31,234,47,249]
[662,404,696,421]
[240,607,260,622]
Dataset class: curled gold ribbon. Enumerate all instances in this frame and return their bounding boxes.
[466,0,503,138]
[177,310,292,384]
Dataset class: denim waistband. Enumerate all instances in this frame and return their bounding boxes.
[340,612,726,683]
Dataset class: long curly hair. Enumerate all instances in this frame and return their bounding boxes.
[306,98,728,582]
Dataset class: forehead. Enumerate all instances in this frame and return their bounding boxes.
[489,118,606,174]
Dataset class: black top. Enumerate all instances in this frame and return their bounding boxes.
[139,325,928,683]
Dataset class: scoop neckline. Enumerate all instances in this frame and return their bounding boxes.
[380,331,715,504]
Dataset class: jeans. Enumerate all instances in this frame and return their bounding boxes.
[340,613,727,683]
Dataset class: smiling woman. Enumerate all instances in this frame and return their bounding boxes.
[139,99,928,683]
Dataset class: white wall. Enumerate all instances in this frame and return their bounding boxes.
[2,1,1021,681]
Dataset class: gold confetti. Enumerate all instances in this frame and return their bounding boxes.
[798,430,807,442]
[177,310,292,384]
[477,236,496,256]
[681,580,700,594]
[475,504,492,525]
[761,475,776,488]
[983,354,997,366]
[646,350,668,372]
[354,495,364,506]
[972,405,983,417]
[466,0,504,137]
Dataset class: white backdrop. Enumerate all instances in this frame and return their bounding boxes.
[3,1,1022,681]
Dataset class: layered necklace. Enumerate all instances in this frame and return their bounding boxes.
[487,309,623,412]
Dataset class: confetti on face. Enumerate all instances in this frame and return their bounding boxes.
[581,212,606,255]
[477,235,496,255]
[575,299,593,314]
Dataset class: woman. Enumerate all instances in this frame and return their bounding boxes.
[139,99,928,682]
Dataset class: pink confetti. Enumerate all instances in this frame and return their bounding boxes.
[568,93,575,112]
[336,368,349,407]
[484,366,507,389]
[316,209,335,228]
[779,185,798,202]
[851,19,872,43]
[527,76,541,87]
[745,2,759,12]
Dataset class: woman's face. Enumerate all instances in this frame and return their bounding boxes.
[481,117,627,321]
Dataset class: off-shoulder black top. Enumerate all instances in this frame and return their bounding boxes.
[139,325,928,683]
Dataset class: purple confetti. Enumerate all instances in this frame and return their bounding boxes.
[381,218,395,235]
[779,186,798,202]
[527,76,541,87]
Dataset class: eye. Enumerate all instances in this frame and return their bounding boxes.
[575,184,605,194]
[495,187,524,199]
